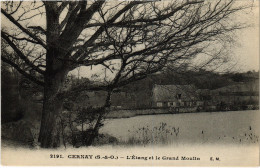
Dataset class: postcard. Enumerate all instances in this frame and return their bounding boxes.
[1,0,259,166]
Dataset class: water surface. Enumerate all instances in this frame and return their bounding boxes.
[100,110,259,145]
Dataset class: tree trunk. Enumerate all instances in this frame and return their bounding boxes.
[38,68,68,148]
[38,91,63,148]
[86,90,112,146]
[38,74,64,147]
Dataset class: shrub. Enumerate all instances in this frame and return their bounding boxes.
[60,104,108,147]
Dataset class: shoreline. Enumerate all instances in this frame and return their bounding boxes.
[105,109,259,119]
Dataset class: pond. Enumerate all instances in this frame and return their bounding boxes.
[100,110,259,146]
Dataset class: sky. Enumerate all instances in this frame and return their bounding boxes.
[231,1,259,72]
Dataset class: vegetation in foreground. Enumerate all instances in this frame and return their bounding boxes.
[2,119,259,149]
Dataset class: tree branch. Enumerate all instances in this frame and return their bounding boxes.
[2,56,44,86]
[71,1,148,61]
[57,2,69,15]
[1,32,45,75]
[59,1,105,50]
[3,30,43,45]
[1,9,47,49]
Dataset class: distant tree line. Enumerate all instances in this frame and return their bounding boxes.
[119,69,259,92]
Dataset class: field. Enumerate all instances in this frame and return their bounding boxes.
[101,110,259,146]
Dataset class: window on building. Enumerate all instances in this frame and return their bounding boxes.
[176,94,182,99]
[157,102,163,107]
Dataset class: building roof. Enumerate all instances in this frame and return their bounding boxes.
[152,84,198,102]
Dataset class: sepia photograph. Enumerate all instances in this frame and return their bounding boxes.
[1,0,259,166]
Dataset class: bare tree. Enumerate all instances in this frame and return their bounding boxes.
[1,0,252,148]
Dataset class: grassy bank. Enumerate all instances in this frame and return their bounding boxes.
[105,106,259,119]
[105,108,169,119]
